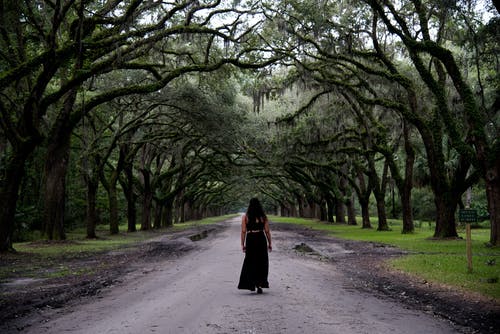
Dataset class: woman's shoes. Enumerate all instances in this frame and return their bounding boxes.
[257,287,263,294]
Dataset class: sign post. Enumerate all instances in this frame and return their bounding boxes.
[458,209,478,224]
[459,209,477,273]
[466,223,473,273]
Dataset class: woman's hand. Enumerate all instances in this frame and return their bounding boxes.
[268,245,272,252]
[242,246,246,253]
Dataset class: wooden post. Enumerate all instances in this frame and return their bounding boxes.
[466,223,473,273]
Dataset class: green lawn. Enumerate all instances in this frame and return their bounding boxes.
[269,215,500,301]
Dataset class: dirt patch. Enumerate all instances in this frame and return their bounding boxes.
[0,224,226,331]
[272,223,500,334]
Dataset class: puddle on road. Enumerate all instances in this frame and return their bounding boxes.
[189,230,209,241]
[294,242,316,253]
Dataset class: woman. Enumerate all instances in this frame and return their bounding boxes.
[238,198,272,294]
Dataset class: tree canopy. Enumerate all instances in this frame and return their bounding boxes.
[1,0,499,251]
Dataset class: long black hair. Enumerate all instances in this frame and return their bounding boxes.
[246,197,266,223]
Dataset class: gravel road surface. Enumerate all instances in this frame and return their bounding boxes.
[21,216,461,334]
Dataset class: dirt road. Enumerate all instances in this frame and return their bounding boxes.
[20,217,463,334]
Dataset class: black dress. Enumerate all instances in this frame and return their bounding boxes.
[238,216,269,291]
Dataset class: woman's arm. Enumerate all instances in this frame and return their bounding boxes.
[264,217,272,251]
[241,214,247,252]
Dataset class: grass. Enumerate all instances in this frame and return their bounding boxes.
[2,214,238,281]
[269,215,500,301]
[14,214,238,255]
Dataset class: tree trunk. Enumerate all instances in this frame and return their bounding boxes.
[184,200,192,222]
[140,168,152,230]
[297,196,305,217]
[162,199,174,227]
[360,198,371,229]
[485,163,500,245]
[127,193,137,232]
[305,199,315,218]
[319,200,327,221]
[374,163,389,231]
[433,192,459,238]
[196,207,203,220]
[108,185,119,234]
[335,197,346,224]
[289,202,298,217]
[389,181,397,219]
[142,193,153,231]
[279,203,287,217]
[281,203,292,217]
[82,149,100,239]
[337,172,348,224]
[43,135,71,240]
[123,164,136,232]
[425,131,466,239]
[154,203,162,229]
[346,194,357,225]
[315,201,322,220]
[180,199,186,222]
[370,158,389,231]
[401,120,415,234]
[356,168,372,228]
[0,153,28,251]
[142,193,153,230]
[118,158,137,233]
[43,57,82,240]
[85,176,98,239]
[401,184,414,234]
[326,197,335,223]
[375,198,389,231]
[104,150,125,235]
